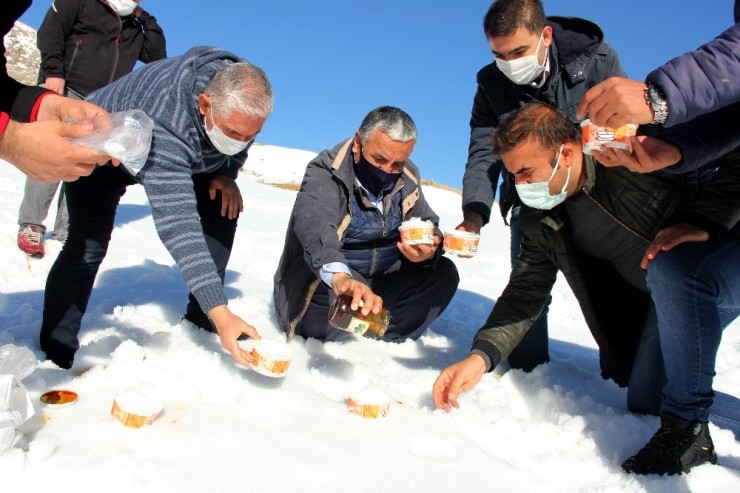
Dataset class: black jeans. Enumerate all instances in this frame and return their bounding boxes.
[40,166,237,368]
[296,256,460,342]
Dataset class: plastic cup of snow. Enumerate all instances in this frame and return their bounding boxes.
[40,389,78,406]
[250,339,293,378]
[111,388,164,428]
[443,230,480,258]
[347,388,391,419]
[580,118,638,155]
[398,217,435,246]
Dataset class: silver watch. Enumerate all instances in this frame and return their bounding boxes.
[645,83,668,125]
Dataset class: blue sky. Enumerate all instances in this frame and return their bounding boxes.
[20,0,736,189]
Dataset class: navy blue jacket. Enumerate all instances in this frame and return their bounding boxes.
[650,1,740,173]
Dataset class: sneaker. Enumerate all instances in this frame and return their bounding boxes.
[622,412,718,475]
[17,224,46,258]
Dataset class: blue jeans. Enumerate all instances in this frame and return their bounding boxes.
[645,236,740,422]
[507,206,551,371]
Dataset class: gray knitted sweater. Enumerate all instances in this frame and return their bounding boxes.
[88,46,249,313]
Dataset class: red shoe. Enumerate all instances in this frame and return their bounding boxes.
[17,224,46,258]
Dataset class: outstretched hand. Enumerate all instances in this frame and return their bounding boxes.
[432,353,487,412]
[594,135,682,173]
[208,305,262,367]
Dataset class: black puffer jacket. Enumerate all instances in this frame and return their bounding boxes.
[462,16,625,224]
[37,0,166,96]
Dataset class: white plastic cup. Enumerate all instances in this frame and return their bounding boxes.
[250,339,293,378]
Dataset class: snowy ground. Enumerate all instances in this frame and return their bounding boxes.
[0,143,738,492]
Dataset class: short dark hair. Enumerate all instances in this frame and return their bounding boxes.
[492,101,580,156]
[483,0,547,38]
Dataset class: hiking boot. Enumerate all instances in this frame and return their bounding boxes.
[622,412,718,475]
[17,224,46,258]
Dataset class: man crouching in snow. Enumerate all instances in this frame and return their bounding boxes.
[433,101,740,475]
[273,106,459,343]
[40,46,273,369]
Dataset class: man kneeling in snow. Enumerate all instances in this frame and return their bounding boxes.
[274,106,459,343]
[40,46,273,369]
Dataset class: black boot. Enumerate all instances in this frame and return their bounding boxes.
[622,412,718,475]
[183,310,216,333]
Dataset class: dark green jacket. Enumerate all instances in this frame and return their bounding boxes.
[472,151,740,386]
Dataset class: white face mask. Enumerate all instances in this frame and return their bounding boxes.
[203,106,252,156]
[515,145,570,210]
[107,0,138,16]
[495,32,547,85]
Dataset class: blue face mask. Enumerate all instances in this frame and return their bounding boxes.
[515,145,570,210]
[354,147,401,196]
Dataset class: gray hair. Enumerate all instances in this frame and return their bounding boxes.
[203,62,274,119]
[358,106,417,144]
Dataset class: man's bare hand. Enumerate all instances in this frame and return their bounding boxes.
[432,353,487,412]
[36,93,108,123]
[208,305,262,367]
[0,119,111,182]
[642,223,710,269]
[330,273,383,316]
[577,77,653,128]
[456,212,484,235]
[594,135,682,173]
[397,235,440,263]
[44,77,66,95]
[209,175,243,219]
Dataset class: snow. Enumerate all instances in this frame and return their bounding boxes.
[0,144,738,492]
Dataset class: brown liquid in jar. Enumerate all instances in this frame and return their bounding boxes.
[328,294,390,339]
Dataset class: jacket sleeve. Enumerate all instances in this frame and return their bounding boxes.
[659,103,740,173]
[37,0,81,80]
[134,9,167,63]
[471,223,558,370]
[291,154,353,279]
[648,21,740,127]
[140,124,228,313]
[461,78,503,225]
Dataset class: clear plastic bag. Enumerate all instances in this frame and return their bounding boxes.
[0,345,37,456]
[69,109,154,175]
[0,344,37,381]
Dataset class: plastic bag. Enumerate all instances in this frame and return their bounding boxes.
[69,109,154,175]
[0,344,37,381]
[0,345,37,456]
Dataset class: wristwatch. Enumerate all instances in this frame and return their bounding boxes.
[645,82,668,125]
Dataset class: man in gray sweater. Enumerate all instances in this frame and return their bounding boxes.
[40,46,273,369]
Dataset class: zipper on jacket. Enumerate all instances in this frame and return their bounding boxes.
[67,38,82,76]
[582,189,651,242]
[108,17,124,84]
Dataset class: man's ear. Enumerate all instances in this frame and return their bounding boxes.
[542,25,554,47]
[198,93,210,117]
[351,131,362,163]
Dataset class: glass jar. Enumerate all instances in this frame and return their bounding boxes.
[328,294,390,339]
